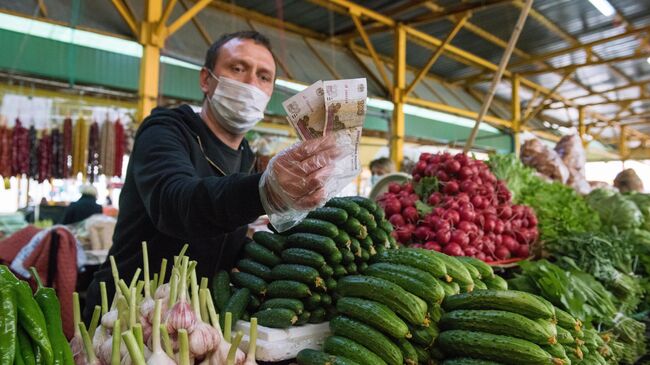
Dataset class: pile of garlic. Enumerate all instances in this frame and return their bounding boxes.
[72,243,258,365]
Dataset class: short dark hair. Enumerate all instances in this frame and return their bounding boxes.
[370,157,395,171]
[203,31,274,71]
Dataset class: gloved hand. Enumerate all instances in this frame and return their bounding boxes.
[259,131,360,232]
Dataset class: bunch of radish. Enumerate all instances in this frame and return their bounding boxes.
[72,243,258,365]
[377,152,537,262]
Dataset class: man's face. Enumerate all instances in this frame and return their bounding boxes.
[371,166,390,176]
[200,38,276,98]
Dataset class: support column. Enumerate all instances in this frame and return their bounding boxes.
[619,125,628,161]
[136,0,164,122]
[511,73,521,156]
[390,24,406,170]
[578,106,586,146]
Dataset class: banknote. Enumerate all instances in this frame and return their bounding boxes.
[282,80,326,140]
[323,78,367,134]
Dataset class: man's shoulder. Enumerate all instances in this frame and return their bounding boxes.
[137,105,198,137]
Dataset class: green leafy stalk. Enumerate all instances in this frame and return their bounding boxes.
[142,242,151,299]
[133,323,144,355]
[248,317,258,359]
[160,326,174,358]
[111,319,121,365]
[129,268,142,290]
[122,330,146,365]
[224,312,233,343]
[88,305,101,337]
[227,332,244,365]
[100,282,109,315]
[158,258,168,287]
[199,288,209,325]
[178,329,190,365]
[78,322,97,363]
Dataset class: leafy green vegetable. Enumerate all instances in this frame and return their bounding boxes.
[413,176,438,201]
[627,192,650,231]
[586,189,643,231]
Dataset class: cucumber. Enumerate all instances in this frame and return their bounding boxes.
[211,270,231,312]
[308,308,327,323]
[458,259,481,280]
[244,242,281,267]
[374,206,386,222]
[236,259,272,281]
[413,345,431,364]
[438,330,556,365]
[342,250,356,264]
[271,264,324,288]
[291,218,339,238]
[333,265,348,277]
[359,235,374,249]
[320,294,332,306]
[387,234,398,249]
[252,231,286,253]
[442,359,505,365]
[326,198,361,217]
[429,305,443,323]
[357,262,368,273]
[483,275,508,291]
[439,310,557,345]
[342,217,368,239]
[259,298,304,314]
[438,279,461,296]
[536,318,558,337]
[336,297,410,339]
[329,250,344,265]
[555,308,582,332]
[281,248,326,269]
[296,349,361,365]
[379,219,394,234]
[330,316,403,365]
[305,293,322,310]
[345,262,358,274]
[254,308,298,328]
[344,196,378,214]
[323,336,388,365]
[334,230,352,249]
[267,280,311,299]
[307,207,349,225]
[337,276,428,326]
[425,250,474,286]
[541,344,568,360]
[321,265,335,278]
[409,324,439,348]
[287,233,339,256]
[372,249,448,280]
[368,227,390,248]
[248,295,261,311]
[230,271,267,295]
[473,280,488,290]
[355,207,377,229]
[359,248,370,262]
[556,326,575,345]
[442,290,555,320]
[365,263,445,305]
[325,277,337,291]
[455,256,494,279]
[220,288,250,328]
[395,338,418,365]
[296,311,311,326]
[350,238,362,257]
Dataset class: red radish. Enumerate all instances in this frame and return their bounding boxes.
[388,183,402,194]
[415,160,427,172]
[443,243,464,256]
[459,166,473,179]
[502,235,518,252]
[463,247,478,256]
[411,243,424,248]
[436,170,449,182]
[434,219,451,232]
[413,174,422,182]
[495,246,511,260]
[499,206,512,219]
[515,244,529,258]
[424,241,441,252]
[451,230,469,247]
[459,208,476,223]
[400,196,413,209]
[402,207,419,223]
[457,221,473,232]
[424,164,436,177]
[476,251,487,261]
[456,193,471,203]
[396,229,412,243]
[483,218,496,233]
[428,193,442,206]
[414,226,434,241]
[436,230,451,244]
[404,183,414,193]
[419,153,431,162]
[384,199,402,217]
[443,181,459,194]
[446,210,460,225]
[389,214,406,227]
[445,160,461,173]
[460,181,477,194]
[493,220,505,234]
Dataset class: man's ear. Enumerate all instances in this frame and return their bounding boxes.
[199,67,212,94]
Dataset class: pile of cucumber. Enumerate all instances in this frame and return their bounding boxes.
[553,307,614,365]
[432,289,565,365]
[213,196,397,329]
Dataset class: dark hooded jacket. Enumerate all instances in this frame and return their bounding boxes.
[83,105,264,321]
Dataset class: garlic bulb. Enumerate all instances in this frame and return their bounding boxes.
[154,283,170,301]
[101,310,118,329]
[189,322,220,357]
[147,299,176,365]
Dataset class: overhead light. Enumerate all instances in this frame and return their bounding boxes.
[588,0,615,17]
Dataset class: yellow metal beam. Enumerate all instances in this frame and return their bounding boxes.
[351,13,392,91]
[619,126,629,160]
[512,74,522,156]
[520,53,650,76]
[167,0,212,36]
[179,0,213,46]
[110,0,139,37]
[37,0,48,18]
[578,106,586,144]
[563,96,650,108]
[405,96,512,128]
[404,14,469,97]
[159,0,178,30]
[391,24,406,170]
[136,0,163,122]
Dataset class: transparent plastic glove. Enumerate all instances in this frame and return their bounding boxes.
[260,129,361,232]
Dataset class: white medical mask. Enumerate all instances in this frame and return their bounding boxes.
[371,174,381,186]
[207,70,271,135]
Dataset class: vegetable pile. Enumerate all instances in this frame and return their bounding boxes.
[72,243,259,365]
[0,265,72,365]
[222,196,397,329]
[377,152,538,262]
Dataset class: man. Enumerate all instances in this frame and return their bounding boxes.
[61,185,102,225]
[83,31,340,320]
[369,157,396,185]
